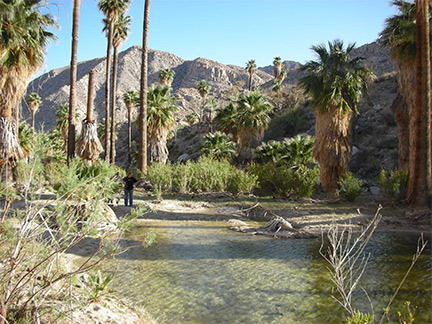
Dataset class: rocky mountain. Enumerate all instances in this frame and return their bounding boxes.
[24,41,401,180]
[24,46,273,131]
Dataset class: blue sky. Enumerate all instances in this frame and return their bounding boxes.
[39,0,398,76]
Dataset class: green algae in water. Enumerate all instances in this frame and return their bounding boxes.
[106,221,431,324]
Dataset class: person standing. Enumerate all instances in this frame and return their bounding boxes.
[123,172,138,206]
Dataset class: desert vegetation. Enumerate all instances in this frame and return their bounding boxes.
[0,0,430,323]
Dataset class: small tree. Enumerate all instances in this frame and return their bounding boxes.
[159,68,175,86]
[245,59,257,91]
[26,93,41,130]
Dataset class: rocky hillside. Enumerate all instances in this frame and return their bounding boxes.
[24,46,273,131]
[24,41,401,180]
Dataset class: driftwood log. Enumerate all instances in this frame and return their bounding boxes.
[228,204,316,239]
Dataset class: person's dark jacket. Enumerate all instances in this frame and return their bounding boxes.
[124,176,138,190]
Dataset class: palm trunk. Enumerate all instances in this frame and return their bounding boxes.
[248,72,252,91]
[138,0,151,173]
[391,93,410,171]
[104,20,114,162]
[408,0,431,207]
[77,69,103,164]
[236,127,263,164]
[314,106,352,199]
[148,128,169,164]
[31,110,35,130]
[109,45,119,164]
[68,0,80,163]
[127,105,132,165]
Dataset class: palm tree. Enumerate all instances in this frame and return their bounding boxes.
[147,84,178,163]
[298,40,374,199]
[98,0,130,162]
[159,68,175,86]
[26,93,41,130]
[380,0,417,173]
[77,70,103,165]
[201,131,236,161]
[380,0,431,207]
[245,59,257,91]
[138,0,151,173]
[273,56,282,79]
[235,90,273,163]
[18,123,35,159]
[214,102,239,142]
[122,90,139,163]
[0,0,56,177]
[103,12,131,163]
[197,80,210,99]
[0,0,57,122]
[68,0,80,163]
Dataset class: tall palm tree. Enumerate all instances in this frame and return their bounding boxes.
[147,84,178,163]
[380,0,417,173]
[159,68,175,86]
[197,80,210,99]
[123,90,139,163]
[103,12,131,163]
[245,59,257,91]
[273,56,282,79]
[77,70,103,164]
[0,0,56,176]
[235,90,273,163]
[98,0,130,162]
[68,0,80,163]
[26,93,41,130]
[138,0,151,173]
[380,0,431,207]
[298,40,374,199]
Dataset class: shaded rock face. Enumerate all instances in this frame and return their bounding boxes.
[25,41,400,182]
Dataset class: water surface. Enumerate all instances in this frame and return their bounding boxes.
[107,221,431,324]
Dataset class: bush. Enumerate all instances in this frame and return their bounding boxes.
[164,157,259,195]
[0,152,139,323]
[377,169,408,200]
[227,169,258,196]
[248,162,319,198]
[146,162,173,200]
[338,172,363,202]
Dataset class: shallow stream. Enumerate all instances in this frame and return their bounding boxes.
[106,220,431,324]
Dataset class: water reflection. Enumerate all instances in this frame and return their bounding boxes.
[106,221,431,324]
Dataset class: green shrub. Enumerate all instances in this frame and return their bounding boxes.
[172,157,258,195]
[249,162,319,198]
[172,162,192,194]
[377,169,408,200]
[227,169,258,196]
[45,158,122,202]
[338,172,363,202]
[146,163,173,200]
[188,156,233,192]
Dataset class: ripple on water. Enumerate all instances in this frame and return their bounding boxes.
[106,221,432,324]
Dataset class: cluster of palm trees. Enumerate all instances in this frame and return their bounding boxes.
[0,0,429,208]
